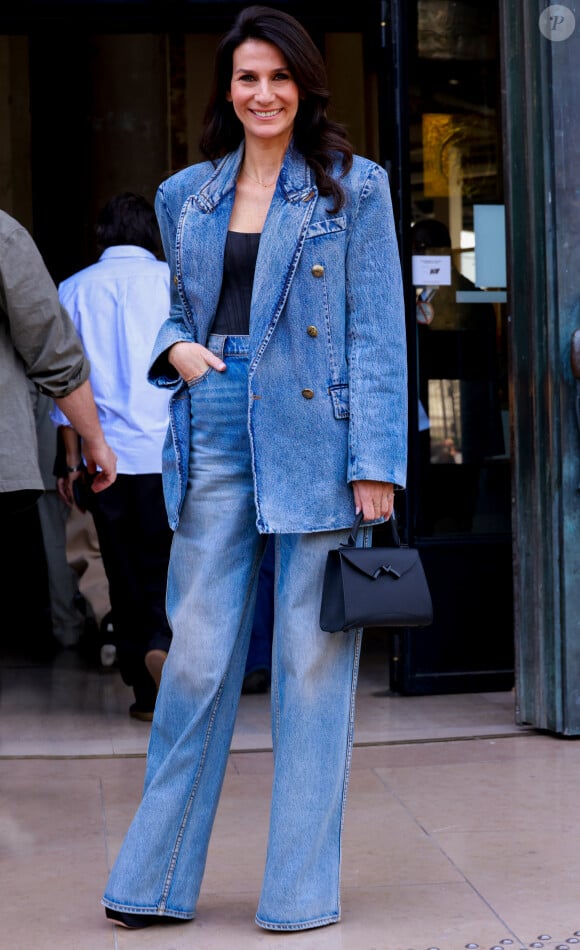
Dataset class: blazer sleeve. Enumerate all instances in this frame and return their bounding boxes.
[148,181,197,389]
[1,222,90,399]
[345,163,408,489]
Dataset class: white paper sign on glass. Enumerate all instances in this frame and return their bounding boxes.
[412,254,452,287]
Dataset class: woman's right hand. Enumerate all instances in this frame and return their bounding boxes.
[168,341,226,384]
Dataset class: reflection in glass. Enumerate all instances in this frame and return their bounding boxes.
[408,1,510,537]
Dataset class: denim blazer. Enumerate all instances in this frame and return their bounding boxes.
[149,142,408,533]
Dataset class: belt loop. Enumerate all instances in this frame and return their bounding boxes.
[207,333,226,359]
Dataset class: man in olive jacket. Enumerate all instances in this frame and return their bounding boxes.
[0,209,116,515]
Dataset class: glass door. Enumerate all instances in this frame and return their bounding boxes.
[410,1,510,539]
[387,0,515,694]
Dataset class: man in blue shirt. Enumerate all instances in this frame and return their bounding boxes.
[52,193,172,720]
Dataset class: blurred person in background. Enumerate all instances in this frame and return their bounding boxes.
[51,193,173,721]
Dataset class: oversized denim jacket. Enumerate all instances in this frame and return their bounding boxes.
[149,142,407,533]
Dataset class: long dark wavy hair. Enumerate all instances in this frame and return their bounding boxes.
[199,4,353,212]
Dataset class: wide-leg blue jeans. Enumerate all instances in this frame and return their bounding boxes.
[102,335,367,931]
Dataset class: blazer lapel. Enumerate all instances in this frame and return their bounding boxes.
[249,160,317,360]
[178,145,317,351]
[177,151,240,344]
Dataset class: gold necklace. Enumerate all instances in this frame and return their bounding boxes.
[241,165,280,189]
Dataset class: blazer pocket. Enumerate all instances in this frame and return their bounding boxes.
[304,215,347,240]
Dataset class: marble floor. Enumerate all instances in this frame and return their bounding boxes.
[2,635,580,950]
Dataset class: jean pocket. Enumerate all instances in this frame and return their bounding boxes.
[186,366,214,388]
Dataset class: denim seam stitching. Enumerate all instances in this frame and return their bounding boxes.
[336,626,362,912]
[255,911,340,931]
[158,680,227,911]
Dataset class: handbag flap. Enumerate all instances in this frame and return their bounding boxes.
[338,546,420,581]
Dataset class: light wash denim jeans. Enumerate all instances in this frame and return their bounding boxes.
[102,335,368,931]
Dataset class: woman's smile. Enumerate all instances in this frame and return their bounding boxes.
[251,108,283,118]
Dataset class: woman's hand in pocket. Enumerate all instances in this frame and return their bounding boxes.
[168,341,226,384]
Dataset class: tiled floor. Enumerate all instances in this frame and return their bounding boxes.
[2,636,580,950]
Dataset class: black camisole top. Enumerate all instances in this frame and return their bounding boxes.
[211,231,260,335]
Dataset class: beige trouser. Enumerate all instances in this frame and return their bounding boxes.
[66,505,111,627]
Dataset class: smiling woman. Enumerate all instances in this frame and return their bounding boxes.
[101,4,407,935]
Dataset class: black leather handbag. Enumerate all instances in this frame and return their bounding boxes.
[319,512,433,632]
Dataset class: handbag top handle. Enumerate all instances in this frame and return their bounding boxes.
[347,510,401,548]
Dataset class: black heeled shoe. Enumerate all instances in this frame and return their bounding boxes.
[105,907,185,929]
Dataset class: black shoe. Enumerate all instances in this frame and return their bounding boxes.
[242,668,271,694]
[129,703,154,722]
[105,907,185,929]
